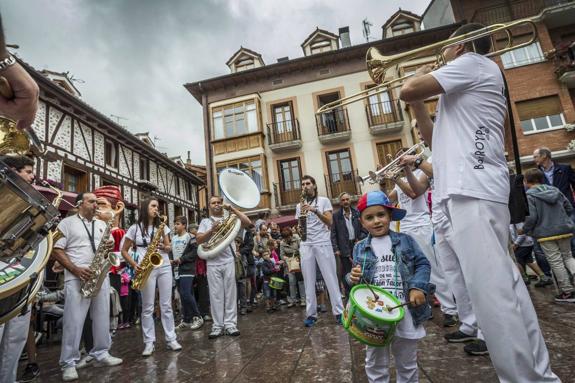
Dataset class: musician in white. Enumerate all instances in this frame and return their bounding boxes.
[121,198,181,356]
[0,155,37,383]
[296,175,344,327]
[197,196,251,338]
[51,192,122,382]
[400,22,558,382]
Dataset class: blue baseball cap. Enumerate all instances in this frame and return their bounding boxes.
[357,191,406,221]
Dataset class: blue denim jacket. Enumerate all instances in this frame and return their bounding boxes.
[345,230,434,326]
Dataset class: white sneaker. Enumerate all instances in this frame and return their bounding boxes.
[62,367,79,381]
[167,340,182,351]
[142,343,155,357]
[94,355,123,367]
[176,321,191,330]
[191,317,204,330]
[76,355,94,370]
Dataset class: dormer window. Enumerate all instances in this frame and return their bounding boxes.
[301,28,339,56]
[226,47,265,73]
[382,10,421,39]
[310,39,332,54]
[236,57,255,72]
[391,21,415,36]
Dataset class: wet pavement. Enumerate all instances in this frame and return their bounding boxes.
[22,284,574,382]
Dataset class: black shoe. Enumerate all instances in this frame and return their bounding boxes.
[464,340,489,356]
[534,277,553,288]
[20,363,40,382]
[554,291,575,303]
[442,314,458,327]
[444,330,476,343]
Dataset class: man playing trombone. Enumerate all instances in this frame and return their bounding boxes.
[400,23,559,382]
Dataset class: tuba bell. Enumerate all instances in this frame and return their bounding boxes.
[197,168,260,260]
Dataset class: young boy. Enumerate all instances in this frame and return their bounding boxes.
[261,250,278,312]
[523,168,575,303]
[172,216,204,330]
[347,191,432,383]
[509,222,552,287]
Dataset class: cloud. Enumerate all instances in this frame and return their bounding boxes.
[2,0,430,164]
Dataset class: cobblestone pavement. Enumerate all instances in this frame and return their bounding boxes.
[23,284,574,382]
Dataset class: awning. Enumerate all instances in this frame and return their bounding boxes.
[34,185,78,211]
[269,214,297,228]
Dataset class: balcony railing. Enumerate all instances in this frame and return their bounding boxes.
[546,40,575,87]
[365,100,404,134]
[324,169,361,200]
[267,119,301,145]
[273,182,301,207]
[471,0,573,24]
[315,107,350,137]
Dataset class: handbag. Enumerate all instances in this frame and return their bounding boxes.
[286,255,301,273]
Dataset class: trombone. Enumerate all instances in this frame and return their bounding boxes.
[360,142,426,184]
[316,17,539,115]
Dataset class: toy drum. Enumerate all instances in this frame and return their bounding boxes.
[269,276,285,290]
[343,284,405,347]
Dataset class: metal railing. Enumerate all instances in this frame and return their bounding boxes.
[365,100,403,127]
[324,169,361,199]
[273,182,301,206]
[267,119,301,145]
[315,107,350,136]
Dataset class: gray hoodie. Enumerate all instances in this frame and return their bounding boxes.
[523,184,574,239]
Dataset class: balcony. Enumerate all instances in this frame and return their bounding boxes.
[267,120,302,152]
[365,100,404,135]
[315,107,351,144]
[471,0,574,25]
[324,170,361,200]
[273,183,301,211]
[546,40,575,88]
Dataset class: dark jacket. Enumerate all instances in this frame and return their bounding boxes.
[523,184,574,239]
[179,237,198,276]
[331,207,366,256]
[344,231,434,326]
[540,161,575,207]
[240,229,255,265]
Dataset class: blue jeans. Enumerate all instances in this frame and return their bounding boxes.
[178,276,201,323]
[533,242,552,277]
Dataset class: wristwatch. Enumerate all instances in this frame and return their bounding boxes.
[414,157,424,169]
[0,55,16,72]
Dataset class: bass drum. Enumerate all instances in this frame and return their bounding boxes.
[0,236,51,324]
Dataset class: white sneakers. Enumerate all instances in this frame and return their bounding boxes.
[167,340,182,351]
[176,321,191,330]
[94,355,123,367]
[142,342,155,357]
[62,367,78,381]
[191,316,204,330]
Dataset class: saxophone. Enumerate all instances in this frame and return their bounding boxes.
[298,191,309,242]
[132,215,166,291]
[80,211,121,298]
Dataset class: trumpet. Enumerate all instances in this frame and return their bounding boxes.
[317,17,539,115]
[360,142,426,185]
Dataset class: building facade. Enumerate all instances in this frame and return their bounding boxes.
[186,11,460,221]
[22,62,203,227]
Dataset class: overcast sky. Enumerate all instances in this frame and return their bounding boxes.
[2,0,430,165]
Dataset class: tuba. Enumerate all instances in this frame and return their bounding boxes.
[197,168,260,260]
[80,210,121,298]
[132,215,166,291]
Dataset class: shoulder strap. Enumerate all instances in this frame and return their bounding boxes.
[500,68,521,175]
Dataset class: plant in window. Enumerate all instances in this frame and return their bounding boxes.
[567,139,575,152]
[565,123,575,132]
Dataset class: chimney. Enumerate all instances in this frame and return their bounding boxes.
[277,56,289,63]
[187,151,191,165]
[339,26,351,48]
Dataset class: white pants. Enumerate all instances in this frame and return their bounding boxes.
[141,266,176,344]
[207,262,237,330]
[300,244,344,317]
[365,337,419,383]
[0,308,31,383]
[60,279,111,369]
[440,196,559,383]
[403,224,457,316]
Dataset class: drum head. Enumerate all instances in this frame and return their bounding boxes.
[350,284,405,323]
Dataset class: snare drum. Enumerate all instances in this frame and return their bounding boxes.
[343,284,405,347]
[269,276,285,290]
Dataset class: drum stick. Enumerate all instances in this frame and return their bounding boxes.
[385,301,411,312]
[360,276,379,301]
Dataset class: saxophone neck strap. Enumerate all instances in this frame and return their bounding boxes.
[78,215,96,254]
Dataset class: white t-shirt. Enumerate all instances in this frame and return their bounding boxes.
[393,169,431,231]
[54,214,111,282]
[198,216,234,266]
[295,196,333,245]
[124,223,171,267]
[430,52,509,205]
[370,236,425,339]
[171,232,191,261]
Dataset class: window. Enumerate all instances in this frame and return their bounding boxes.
[212,100,259,140]
[140,157,150,180]
[517,96,565,133]
[63,165,88,193]
[105,139,119,168]
[278,158,301,205]
[391,21,415,37]
[310,39,333,54]
[366,85,398,125]
[326,149,357,198]
[272,103,294,133]
[376,140,403,192]
[216,156,265,192]
[317,92,346,134]
[175,178,181,196]
[236,58,255,72]
[501,42,544,69]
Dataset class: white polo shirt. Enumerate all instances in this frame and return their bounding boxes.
[295,196,333,245]
[198,216,234,266]
[430,52,509,204]
[54,214,110,282]
[124,224,171,267]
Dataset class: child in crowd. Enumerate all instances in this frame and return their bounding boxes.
[316,265,328,313]
[118,267,131,329]
[509,222,552,287]
[261,250,278,312]
[523,168,575,303]
[347,191,432,383]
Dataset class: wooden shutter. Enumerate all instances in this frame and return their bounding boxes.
[516,96,562,120]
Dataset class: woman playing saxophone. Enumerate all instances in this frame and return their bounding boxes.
[121,198,181,357]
